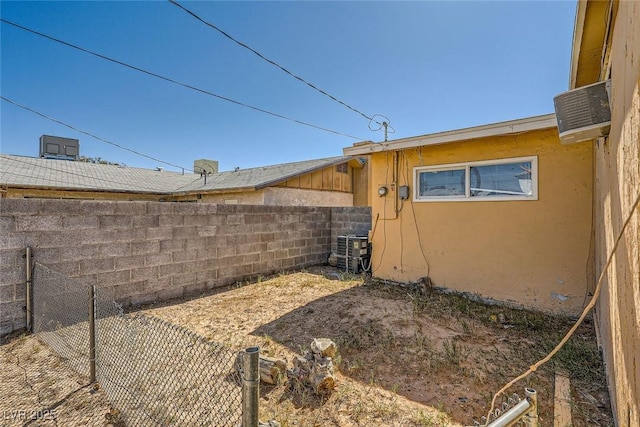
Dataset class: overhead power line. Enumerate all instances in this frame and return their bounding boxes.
[0,18,365,140]
[1,96,193,172]
[169,0,383,126]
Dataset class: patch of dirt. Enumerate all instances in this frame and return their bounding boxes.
[139,267,614,427]
[1,267,614,426]
[0,333,113,427]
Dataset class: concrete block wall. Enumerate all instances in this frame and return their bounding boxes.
[0,199,371,336]
[330,206,372,253]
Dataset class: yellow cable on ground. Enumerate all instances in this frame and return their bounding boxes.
[485,189,640,425]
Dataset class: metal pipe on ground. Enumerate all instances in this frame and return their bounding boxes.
[242,346,260,427]
[487,388,537,427]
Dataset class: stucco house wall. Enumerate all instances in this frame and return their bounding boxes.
[589,1,640,423]
[192,190,266,205]
[365,126,593,315]
[263,187,353,206]
[195,187,354,207]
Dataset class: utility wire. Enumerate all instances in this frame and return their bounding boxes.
[1,96,193,172]
[169,0,382,126]
[0,18,365,140]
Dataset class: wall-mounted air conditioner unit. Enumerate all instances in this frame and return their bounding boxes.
[553,80,611,144]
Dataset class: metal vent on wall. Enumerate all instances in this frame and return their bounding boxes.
[335,163,348,174]
[553,80,611,144]
[336,235,370,273]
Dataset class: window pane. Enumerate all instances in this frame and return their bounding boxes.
[470,161,532,197]
[418,168,465,197]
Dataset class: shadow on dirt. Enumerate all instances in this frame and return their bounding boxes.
[250,270,612,426]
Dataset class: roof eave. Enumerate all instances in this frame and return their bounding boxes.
[1,184,168,196]
[343,114,558,155]
[568,0,610,89]
[569,1,588,90]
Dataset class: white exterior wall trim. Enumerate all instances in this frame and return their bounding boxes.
[343,114,558,155]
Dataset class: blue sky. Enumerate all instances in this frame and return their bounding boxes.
[1,1,577,172]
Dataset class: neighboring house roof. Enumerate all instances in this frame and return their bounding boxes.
[343,114,558,155]
[178,156,355,194]
[0,154,355,195]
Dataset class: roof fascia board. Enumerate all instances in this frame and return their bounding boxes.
[172,186,257,196]
[343,115,558,155]
[4,185,166,196]
[570,1,588,89]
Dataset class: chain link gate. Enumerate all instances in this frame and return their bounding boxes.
[29,253,259,427]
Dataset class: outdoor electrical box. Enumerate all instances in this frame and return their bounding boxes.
[399,185,410,200]
[336,235,370,273]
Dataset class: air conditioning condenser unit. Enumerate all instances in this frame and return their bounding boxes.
[336,235,370,273]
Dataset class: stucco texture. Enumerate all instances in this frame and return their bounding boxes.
[369,127,593,315]
[594,2,640,424]
[199,188,354,207]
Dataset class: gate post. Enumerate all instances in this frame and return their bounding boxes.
[89,284,96,383]
[242,346,260,427]
[25,246,33,332]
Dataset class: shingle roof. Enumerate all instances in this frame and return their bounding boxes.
[0,154,353,195]
[178,156,353,193]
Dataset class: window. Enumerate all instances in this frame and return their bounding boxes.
[414,156,537,202]
[417,167,466,198]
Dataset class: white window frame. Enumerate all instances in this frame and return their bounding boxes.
[413,156,538,202]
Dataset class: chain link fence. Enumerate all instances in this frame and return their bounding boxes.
[32,262,249,427]
[33,262,91,378]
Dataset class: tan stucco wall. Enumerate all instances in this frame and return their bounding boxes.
[594,2,640,424]
[369,127,593,315]
[263,187,353,207]
[199,190,266,205]
[197,188,353,206]
[2,186,355,207]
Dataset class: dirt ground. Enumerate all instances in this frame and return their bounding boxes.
[1,267,614,426]
[141,267,613,427]
[0,333,113,427]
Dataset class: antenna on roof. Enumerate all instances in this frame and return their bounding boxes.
[368,114,395,142]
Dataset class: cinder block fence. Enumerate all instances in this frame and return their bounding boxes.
[0,199,371,336]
